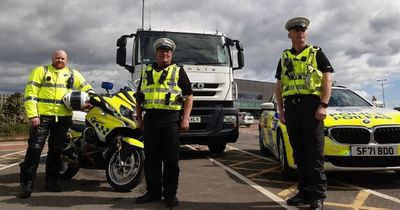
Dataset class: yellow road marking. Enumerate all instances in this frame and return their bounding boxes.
[231,167,263,172]
[247,166,280,178]
[228,158,259,167]
[251,177,296,185]
[325,201,390,210]
[352,190,370,208]
[278,184,297,197]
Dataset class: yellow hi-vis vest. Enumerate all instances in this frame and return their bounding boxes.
[280,45,323,97]
[141,64,182,110]
[24,65,93,119]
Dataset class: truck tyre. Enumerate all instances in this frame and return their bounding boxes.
[208,143,226,154]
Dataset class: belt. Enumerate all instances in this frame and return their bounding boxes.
[284,94,319,105]
[289,98,301,104]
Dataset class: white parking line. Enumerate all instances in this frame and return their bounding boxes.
[0,150,25,158]
[226,145,278,163]
[186,145,298,210]
[0,152,46,171]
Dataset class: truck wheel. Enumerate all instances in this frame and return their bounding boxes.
[208,143,226,154]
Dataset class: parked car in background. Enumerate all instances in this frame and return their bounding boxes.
[239,112,254,127]
[259,86,400,177]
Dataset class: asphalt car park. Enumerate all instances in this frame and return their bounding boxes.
[1,127,400,209]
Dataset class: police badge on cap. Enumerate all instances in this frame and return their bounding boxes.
[285,17,310,31]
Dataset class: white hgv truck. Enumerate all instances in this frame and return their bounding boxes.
[116,29,244,153]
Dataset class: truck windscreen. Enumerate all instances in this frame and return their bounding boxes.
[136,32,230,66]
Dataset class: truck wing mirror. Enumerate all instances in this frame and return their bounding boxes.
[116,34,135,73]
[116,47,126,66]
[116,37,127,47]
[233,40,244,70]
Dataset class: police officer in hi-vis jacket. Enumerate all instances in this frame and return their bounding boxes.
[134,38,193,207]
[275,17,334,210]
[19,50,93,198]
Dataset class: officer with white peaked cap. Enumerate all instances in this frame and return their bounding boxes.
[153,38,176,52]
[274,16,334,210]
[135,37,193,207]
[285,16,310,31]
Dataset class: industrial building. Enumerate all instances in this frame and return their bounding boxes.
[234,79,275,118]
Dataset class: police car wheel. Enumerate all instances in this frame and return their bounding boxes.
[259,126,268,155]
[278,133,293,178]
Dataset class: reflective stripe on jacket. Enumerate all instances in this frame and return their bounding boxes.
[24,65,93,119]
[280,45,323,97]
[141,64,182,110]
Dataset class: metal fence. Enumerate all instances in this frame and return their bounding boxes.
[0,93,12,107]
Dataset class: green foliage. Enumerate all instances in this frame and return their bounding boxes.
[0,93,29,137]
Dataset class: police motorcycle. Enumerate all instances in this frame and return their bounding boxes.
[60,82,144,192]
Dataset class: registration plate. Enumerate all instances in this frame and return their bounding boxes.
[189,116,201,123]
[351,145,398,156]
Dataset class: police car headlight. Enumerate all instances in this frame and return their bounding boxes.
[223,115,237,123]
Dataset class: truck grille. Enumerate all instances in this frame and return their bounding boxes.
[192,83,219,97]
[329,126,400,144]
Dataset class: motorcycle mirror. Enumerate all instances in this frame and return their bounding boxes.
[101,82,114,91]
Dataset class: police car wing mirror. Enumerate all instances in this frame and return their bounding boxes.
[260,102,275,111]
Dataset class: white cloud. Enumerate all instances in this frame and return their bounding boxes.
[0,0,399,107]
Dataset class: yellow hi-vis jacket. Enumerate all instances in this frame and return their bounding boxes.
[141,64,182,110]
[24,65,93,119]
[280,45,323,97]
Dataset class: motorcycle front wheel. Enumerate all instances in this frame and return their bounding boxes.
[106,147,144,192]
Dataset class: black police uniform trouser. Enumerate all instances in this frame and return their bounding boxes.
[20,115,72,191]
[143,111,180,198]
[284,95,327,200]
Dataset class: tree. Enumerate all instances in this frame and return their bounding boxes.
[1,93,26,123]
[0,93,28,136]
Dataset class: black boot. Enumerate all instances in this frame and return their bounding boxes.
[18,183,33,199]
[18,162,33,199]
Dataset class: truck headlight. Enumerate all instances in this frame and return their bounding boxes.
[223,115,237,123]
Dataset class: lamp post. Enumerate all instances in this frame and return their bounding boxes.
[377,79,387,107]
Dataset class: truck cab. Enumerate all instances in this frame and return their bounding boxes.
[116,29,244,153]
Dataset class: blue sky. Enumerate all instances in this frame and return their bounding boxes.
[0,0,399,108]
